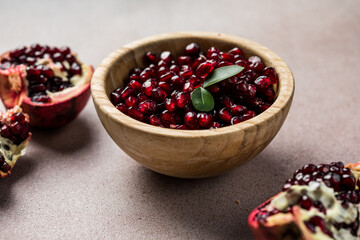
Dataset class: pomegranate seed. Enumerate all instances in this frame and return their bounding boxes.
[197,113,213,128]
[26,66,41,76]
[247,84,257,98]
[192,56,206,69]
[228,47,243,56]
[184,112,198,129]
[206,47,220,58]
[11,112,25,124]
[323,172,341,191]
[180,68,193,80]
[219,108,232,123]
[302,164,317,174]
[70,62,82,75]
[211,122,221,129]
[242,110,256,121]
[263,86,275,102]
[218,61,233,67]
[178,56,192,66]
[208,85,220,94]
[32,94,51,103]
[183,82,194,93]
[300,196,312,210]
[263,67,278,84]
[151,87,167,102]
[221,96,233,109]
[9,46,26,58]
[175,92,189,108]
[254,76,271,90]
[341,174,356,190]
[231,117,242,125]
[29,84,46,93]
[149,115,161,126]
[59,46,71,55]
[120,86,133,100]
[196,61,214,78]
[65,54,76,64]
[185,43,200,56]
[209,52,220,61]
[160,51,173,62]
[248,56,265,72]
[26,57,36,65]
[231,105,247,116]
[165,98,176,112]
[1,162,11,173]
[129,80,142,93]
[158,82,171,93]
[0,155,4,165]
[138,100,157,114]
[116,103,128,113]
[157,66,168,77]
[161,110,176,126]
[170,75,184,86]
[220,52,234,62]
[235,59,248,72]
[41,66,54,78]
[1,125,11,138]
[159,72,175,83]
[52,52,64,62]
[146,52,159,63]
[157,60,169,68]
[127,108,143,121]
[140,68,153,82]
[125,96,137,107]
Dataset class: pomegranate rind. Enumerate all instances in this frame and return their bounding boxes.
[248,164,360,240]
[0,64,26,108]
[0,106,31,178]
[248,198,322,240]
[0,50,93,128]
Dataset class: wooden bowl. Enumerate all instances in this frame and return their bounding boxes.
[91,32,294,179]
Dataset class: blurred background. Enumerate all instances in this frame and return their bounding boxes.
[0,0,359,239]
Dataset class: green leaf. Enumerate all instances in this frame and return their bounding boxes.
[191,87,215,112]
[203,65,244,88]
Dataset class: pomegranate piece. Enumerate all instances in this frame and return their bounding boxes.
[110,43,278,129]
[0,44,93,128]
[0,106,31,178]
[248,161,360,240]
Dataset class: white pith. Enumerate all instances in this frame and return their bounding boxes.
[0,106,30,178]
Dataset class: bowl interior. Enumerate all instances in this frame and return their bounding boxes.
[104,34,280,102]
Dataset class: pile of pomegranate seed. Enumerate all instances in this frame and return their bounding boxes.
[0,44,83,103]
[255,161,360,238]
[110,43,278,129]
[0,112,29,145]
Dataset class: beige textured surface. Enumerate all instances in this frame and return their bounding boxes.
[0,0,359,239]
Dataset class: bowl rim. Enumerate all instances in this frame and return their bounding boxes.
[91,32,294,138]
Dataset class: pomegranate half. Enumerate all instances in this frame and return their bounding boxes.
[248,161,360,240]
[0,106,31,177]
[0,44,93,128]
